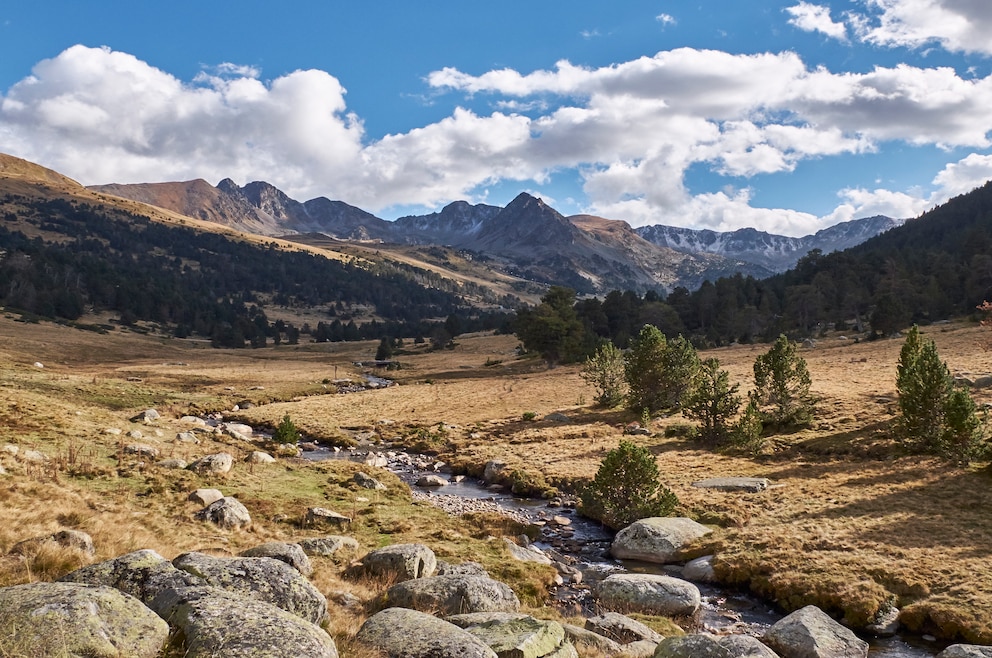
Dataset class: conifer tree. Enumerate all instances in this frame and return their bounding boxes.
[751,334,815,427]
[580,440,678,529]
[581,341,627,407]
[684,358,741,446]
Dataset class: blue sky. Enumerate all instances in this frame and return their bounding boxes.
[3,1,992,236]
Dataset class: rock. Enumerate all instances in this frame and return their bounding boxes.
[655,635,733,658]
[298,535,360,556]
[504,538,553,565]
[151,586,337,658]
[618,640,659,658]
[180,415,206,425]
[156,458,188,469]
[354,471,387,489]
[387,574,521,615]
[125,443,160,458]
[683,555,717,583]
[691,477,770,493]
[187,452,234,474]
[246,450,276,464]
[484,460,508,483]
[361,543,438,581]
[20,449,47,463]
[584,611,663,644]
[175,431,200,444]
[0,581,168,657]
[305,507,351,529]
[438,561,491,577]
[195,496,251,529]
[358,607,498,658]
[596,574,701,617]
[240,542,313,577]
[172,552,327,625]
[224,423,254,437]
[719,635,781,657]
[544,413,570,422]
[610,517,713,563]
[561,624,622,654]
[60,549,201,605]
[365,452,389,468]
[52,529,95,555]
[1,444,18,456]
[446,612,533,628]
[131,408,160,423]
[938,646,992,658]
[188,488,224,506]
[462,615,570,658]
[0,464,6,476]
[763,605,868,658]
[972,376,992,389]
[417,474,449,487]
[863,605,900,637]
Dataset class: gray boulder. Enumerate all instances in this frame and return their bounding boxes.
[131,408,160,423]
[596,574,700,617]
[610,517,712,563]
[462,615,572,658]
[151,586,337,658]
[561,624,622,654]
[504,537,553,565]
[484,460,508,483]
[172,552,327,625]
[195,496,251,529]
[417,474,449,487]
[354,471,387,489]
[246,450,276,464]
[125,443,160,458]
[361,543,437,581]
[618,640,659,658]
[938,647,992,658]
[187,452,234,474]
[305,506,351,529]
[387,574,521,615]
[683,555,717,583]
[655,635,733,658]
[60,548,201,605]
[188,488,224,506]
[438,560,491,577]
[763,605,868,658]
[691,477,770,493]
[240,542,313,577]
[298,535,360,556]
[157,457,188,469]
[0,581,168,658]
[11,529,95,557]
[719,635,780,657]
[584,611,663,643]
[358,607,498,658]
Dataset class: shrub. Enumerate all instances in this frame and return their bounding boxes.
[580,440,679,529]
[730,399,765,455]
[581,341,627,407]
[272,414,301,444]
[751,334,815,428]
[684,358,741,447]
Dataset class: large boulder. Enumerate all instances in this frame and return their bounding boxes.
[240,542,313,577]
[561,624,622,655]
[503,537,553,565]
[188,488,224,506]
[938,647,992,658]
[305,506,351,529]
[354,471,387,490]
[719,635,780,657]
[584,611,663,644]
[763,606,868,658]
[387,574,521,616]
[11,529,95,557]
[0,581,168,658]
[610,517,712,563]
[691,477,770,493]
[194,496,251,529]
[655,635,733,658]
[357,607,498,658]
[187,452,234,475]
[298,535,360,556]
[461,615,574,658]
[361,543,437,581]
[172,552,327,625]
[151,586,337,658]
[682,555,717,583]
[596,574,700,617]
[60,549,201,605]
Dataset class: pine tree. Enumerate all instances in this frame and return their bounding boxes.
[272,414,301,445]
[684,358,741,446]
[751,334,815,428]
[581,341,627,407]
[658,334,701,411]
[624,325,669,413]
[579,440,679,529]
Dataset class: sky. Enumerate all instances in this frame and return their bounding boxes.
[2,1,992,237]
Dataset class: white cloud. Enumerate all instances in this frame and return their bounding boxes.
[785,2,848,41]
[931,153,992,197]
[656,13,676,27]
[848,0,992,55]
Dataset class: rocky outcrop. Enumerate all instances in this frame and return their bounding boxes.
[59,549,200,605]
[151,585,337,658]
[11,528,95,556]
[0,581,169,658]
[584,611,663,644]
[361,543,437,581]
[610,517,712,563]
[358,607,498,658]
[194,496,251,528]
[298,535,360,556]
[240,542,313,577]
[763,606,868,658]
[655,635,733,658]
[387,574,521,615]
[596,574,701,617]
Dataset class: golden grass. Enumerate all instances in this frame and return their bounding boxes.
[2,314,992,643]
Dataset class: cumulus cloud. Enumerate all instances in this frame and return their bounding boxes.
[656,13,677,27]
[848,0,992,55]
[785,2,848,41]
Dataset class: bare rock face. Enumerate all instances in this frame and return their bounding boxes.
[358,607,497,658]
[172,552,327,625]
[610,517,712,564]
[151,585,337,658]
[387,574,521,616]
[59,549,201,605]
[682,555,717,583]
[595,574,700,617]
[0,581,169,658]
[361,543,438,581]
[194,496,251,529]
[763,605,868,658]
[240,542,313,577]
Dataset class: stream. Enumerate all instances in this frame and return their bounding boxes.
[300,442,947,657]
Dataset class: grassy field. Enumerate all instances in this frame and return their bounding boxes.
[1,313,991,646]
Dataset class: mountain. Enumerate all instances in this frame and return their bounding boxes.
[635,215,903,272]
[394,200,502,244]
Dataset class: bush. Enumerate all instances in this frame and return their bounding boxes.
[580,440,679,529]
[683,357,741,446]
[581,341,627,407]
[272,414,301,445]
[751,334,815,428]
[729,399,765,455]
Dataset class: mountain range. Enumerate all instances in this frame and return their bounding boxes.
[89,178,900,294]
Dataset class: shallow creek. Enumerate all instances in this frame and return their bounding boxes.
[302,444,944,657]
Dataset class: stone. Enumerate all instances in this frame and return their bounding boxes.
[195,497,251,529]
[484,460,508,483]
[354,471,387,489]
[357,607,497,658]
[446,612,533,628]
[462,615,570,658]
[246,450,276,464]
[618,640,659,658]
[151,586,337,658]
[240,542,313,577]
[125,443,160,458]
[175,431,200,444]
[60,549,201,605]
[188,488,224,506]
[938,646,992,658]
[655,635,733,658]
[719,635,781,657]
[52,529,95,555]
[417,474,449,487]
[187,452,234,474]
[156,458,188,469]
[131,408,160,423]
[763,605,868,658]
[438,561,491,577]
[504,538,553,565]
[298,535,360,556]
[172,552,327,625]
[692,477,770,493]
[683,555,717,583]
[561,624,622,655]
[1,444,18,456]
[544,413,570,422]
[0,581,168,658]
[610,517,712,564]
[305,507,351,529]
[596,574,701,617]
[224,423,254,437]
[361,543,438,581]
[387,574,521,616]
[20,449,47,463]
[863,605,900,637]
[584,612,663,644]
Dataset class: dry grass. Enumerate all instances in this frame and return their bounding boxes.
[2,314,992,644]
